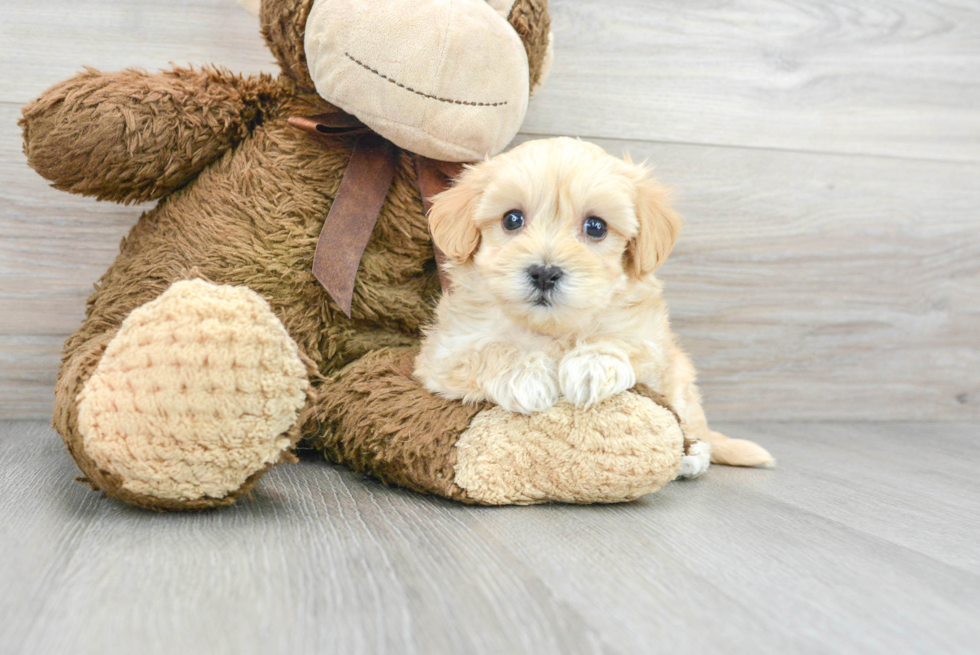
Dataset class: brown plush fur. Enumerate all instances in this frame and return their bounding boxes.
[20,0,693,510]
[508,0,552,92]
[22,67,282,204]
[20,1,464,509]
[311,348,691,504]
[37,83,441,507]
[260,0,317,92]
[311,347,484,502]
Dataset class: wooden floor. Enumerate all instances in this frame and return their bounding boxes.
[1,420,977,654]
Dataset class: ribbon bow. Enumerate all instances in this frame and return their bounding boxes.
[288,112,461,317]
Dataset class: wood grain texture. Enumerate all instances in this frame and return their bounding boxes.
[4,0,979,161]
[0,0,274,106]
[1,420,978,655]
[0,336,68,421]
[524,0,980,161]
[1,0,978,420]
[547,136,979,421]
[6,119,976,420]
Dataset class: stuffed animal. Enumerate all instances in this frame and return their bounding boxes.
[21,0,711,511]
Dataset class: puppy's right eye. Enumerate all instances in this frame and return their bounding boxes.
[502,209,525,231]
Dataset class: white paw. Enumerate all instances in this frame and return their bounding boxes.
[559,350,636,408]
[677,440,711,479]
[487,354,559,415]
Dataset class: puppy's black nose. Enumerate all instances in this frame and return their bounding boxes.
[527,264,563,291]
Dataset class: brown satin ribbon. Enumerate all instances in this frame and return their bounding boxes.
[287,111,368,136]
[289,112,459,317]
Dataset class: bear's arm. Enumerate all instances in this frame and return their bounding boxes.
[20,66,285,204]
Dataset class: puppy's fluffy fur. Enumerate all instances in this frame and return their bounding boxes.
[415,138,773,467]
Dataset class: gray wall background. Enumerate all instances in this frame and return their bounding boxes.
[0,0,977,420]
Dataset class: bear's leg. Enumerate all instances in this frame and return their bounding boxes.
[309,347,689,505]
[54,279,311,510]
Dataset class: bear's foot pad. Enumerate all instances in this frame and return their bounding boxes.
[77,279,308,502]
[453,393,685,505]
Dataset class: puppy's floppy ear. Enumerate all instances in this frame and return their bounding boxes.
[428,168,484,262]
[627,176,682,279]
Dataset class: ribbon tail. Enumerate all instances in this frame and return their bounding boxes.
[312,132,398,317]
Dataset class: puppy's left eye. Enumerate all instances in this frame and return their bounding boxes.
[583,216,607,240]
[502,209,525,231]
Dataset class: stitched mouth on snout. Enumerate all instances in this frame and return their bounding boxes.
[345,52,509,108]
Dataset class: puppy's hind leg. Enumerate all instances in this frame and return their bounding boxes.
[679,398,775,468]
[677,440,711,479]
[668,350,775,468]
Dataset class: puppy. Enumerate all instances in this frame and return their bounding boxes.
[414,137,773,469]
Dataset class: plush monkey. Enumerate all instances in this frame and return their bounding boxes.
[21,0,707,510]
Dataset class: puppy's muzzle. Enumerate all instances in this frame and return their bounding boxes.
[527,264,563,292]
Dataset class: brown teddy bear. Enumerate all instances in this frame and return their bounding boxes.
[20,0,713,511]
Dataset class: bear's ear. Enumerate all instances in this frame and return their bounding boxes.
[235,0,260,16]
[626,174,682,280]
[428,168,485,263]
[504,0,553,94]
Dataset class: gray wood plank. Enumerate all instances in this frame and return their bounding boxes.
[1,421,979,655]
[3,1,979,161]
[717,422,980,573]
[0,424,609,655]
[517,135,979,421]
[473,482,980,655]
[522,0,980,161]
[0,335,65,420]
[4,112,979,420]
[0,0,274,106]
[2,0,978,420]
[0,422,104,651]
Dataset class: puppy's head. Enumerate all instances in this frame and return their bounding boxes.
[428,137,681,331]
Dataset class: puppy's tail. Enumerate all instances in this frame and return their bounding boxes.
[705,431,776,468]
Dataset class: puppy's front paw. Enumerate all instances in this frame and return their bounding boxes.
[487,354,559,415]
[559,349,636,408]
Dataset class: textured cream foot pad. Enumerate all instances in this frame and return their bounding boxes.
[77,280,309,501]
[453,393,685,505]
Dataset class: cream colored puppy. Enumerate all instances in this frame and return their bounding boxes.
[415,137,773,469]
